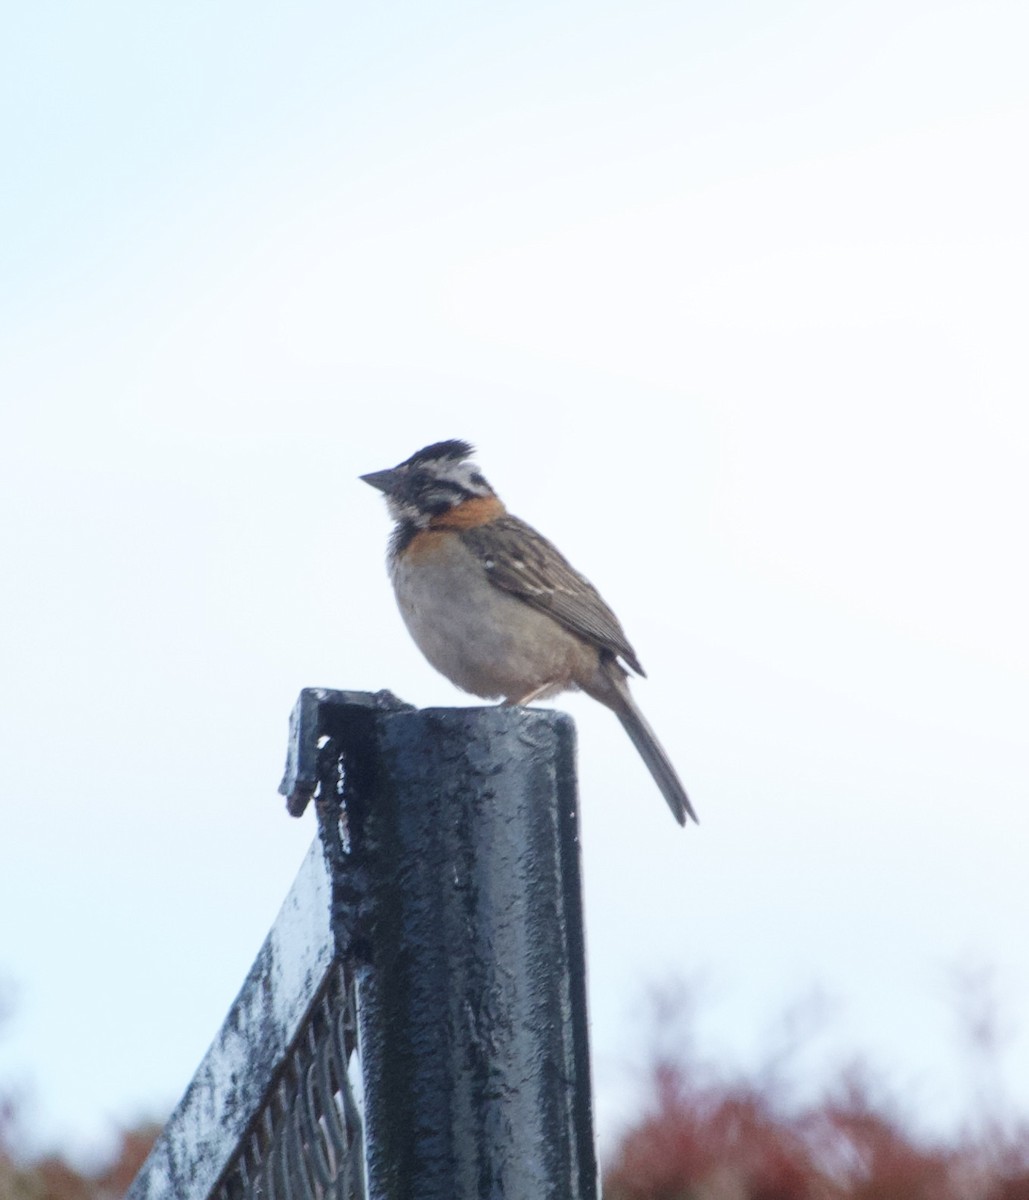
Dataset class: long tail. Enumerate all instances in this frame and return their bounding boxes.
[605,672,698,826]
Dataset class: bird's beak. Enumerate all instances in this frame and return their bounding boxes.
[360,467,402,494]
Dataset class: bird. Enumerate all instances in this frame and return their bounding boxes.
[361,439,697,825]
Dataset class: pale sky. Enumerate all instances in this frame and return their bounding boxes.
[2,0,1028,1164]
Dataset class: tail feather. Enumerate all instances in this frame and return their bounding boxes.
[608,677,698,826]
[578,657,699,826]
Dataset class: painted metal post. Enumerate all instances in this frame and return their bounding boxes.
[352,704,598,1200]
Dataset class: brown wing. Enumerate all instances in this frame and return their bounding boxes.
[459,515,646,676]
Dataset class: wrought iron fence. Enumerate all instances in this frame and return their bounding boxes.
[128,689,598,1200]
[212,966,364,1200]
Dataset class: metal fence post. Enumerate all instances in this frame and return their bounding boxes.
[126,691,598,1200]
[353,705,597,1200]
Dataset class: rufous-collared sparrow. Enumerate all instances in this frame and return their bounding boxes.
[362,440,696,825]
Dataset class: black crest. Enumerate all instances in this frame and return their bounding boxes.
[402,439,474,468]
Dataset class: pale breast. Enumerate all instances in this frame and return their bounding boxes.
[390,531,596,701]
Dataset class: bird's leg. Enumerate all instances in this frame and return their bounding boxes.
[503,682,556,707]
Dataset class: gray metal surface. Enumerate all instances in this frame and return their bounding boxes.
[357,706,598,1200]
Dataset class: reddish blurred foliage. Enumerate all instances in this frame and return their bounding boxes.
[5,967,1029,1198]
[1,1123,161,1200]
[1,975,162,1200]
[93,1126,163,1196]
[604,979,1029,1200]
